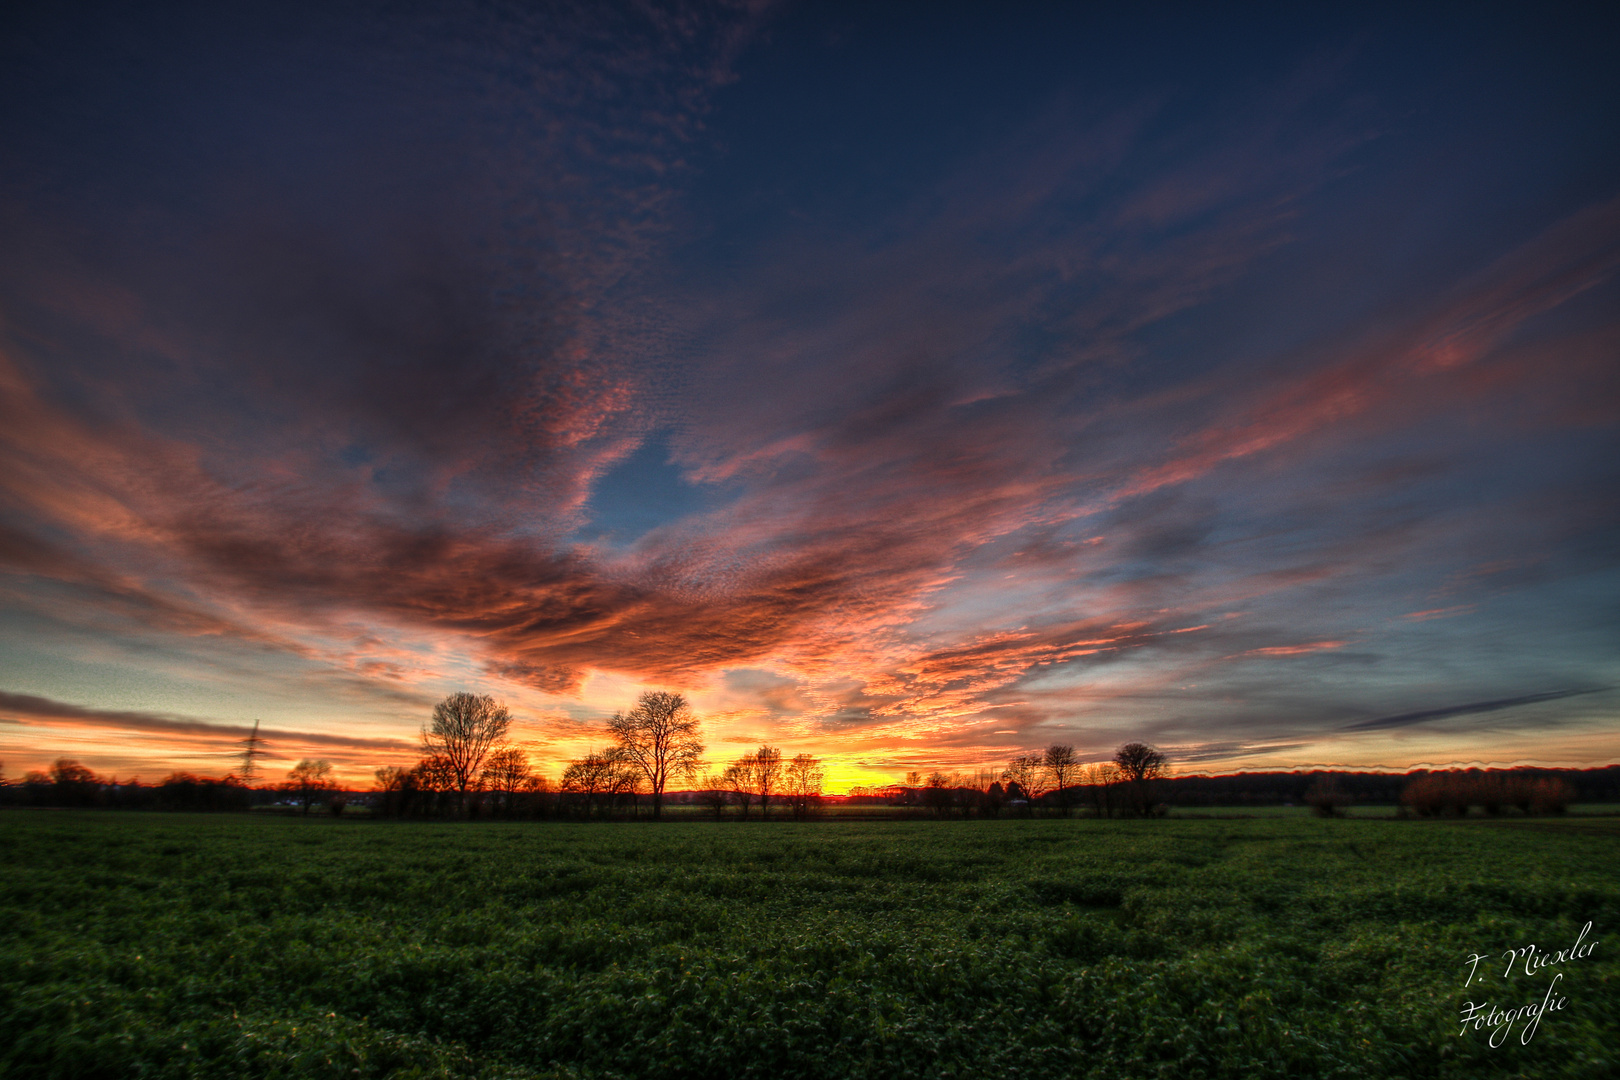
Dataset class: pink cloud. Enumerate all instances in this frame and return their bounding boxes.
[1232,641,1347,658]
[1114,194,1620,501]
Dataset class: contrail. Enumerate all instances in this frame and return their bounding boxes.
[1341,687,1611,731]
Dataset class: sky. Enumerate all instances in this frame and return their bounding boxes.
[1,1,1618,791]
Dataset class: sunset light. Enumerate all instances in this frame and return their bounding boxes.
[4,6,1619,1078]
[1,2,1615,793]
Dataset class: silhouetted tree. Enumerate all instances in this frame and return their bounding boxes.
[158,771,246,812]
[784,753,824,820]
[924,772,953,816]
[697,771,730,819]
[607,691,704,820]
[1400,771,1576,817]
[283,759,335,815]
[421,692,512,815]
[984,780,1006,816]
[608,759,647,818]
[1113,742,1167,816]
[722,759,755,820]
[749,745,783,818]
[412,754,459,817]
[373,755,458,818]
[374,765,414,817]
[481,746,532,817]
[1083,762,1120,817]
[109,777,153,810]
[23,770,51,805]
[1003,754,1049,811]
[1043,745,1079,815]
[51,758,102,806]
[1304,776,1347,817]
[520,774,553,818]
[562,749,623,819]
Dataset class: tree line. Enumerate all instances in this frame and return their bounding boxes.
[4,689,1610,818]
[371,691,827,820]
[366,693,1169,821]
[0,758,260,812]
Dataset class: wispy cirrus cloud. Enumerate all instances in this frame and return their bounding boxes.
[1114,194,1620,501]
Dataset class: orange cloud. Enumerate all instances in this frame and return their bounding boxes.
[1232,641,1347,658]
[1403,606,1475,622]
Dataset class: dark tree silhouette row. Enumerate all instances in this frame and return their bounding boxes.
[373,693,824,821]
[3,690,1607,817]
[867,742,1169,819]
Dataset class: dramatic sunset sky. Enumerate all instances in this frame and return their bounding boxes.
[2,2,1617,789]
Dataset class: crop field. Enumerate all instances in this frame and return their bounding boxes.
[2,813,1615,1080]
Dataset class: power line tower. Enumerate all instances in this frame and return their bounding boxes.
[238,719,263,788]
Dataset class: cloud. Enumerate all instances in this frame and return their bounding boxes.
[1160,741,1311,765]
[1114,194,1620,501]
[0,0,773,686]
[0,690,414,752]
[1,9,1615,780]
[1339,688,1612,732]
[863,619,1163,717]
[1403,606,1475,622]
[1233,641,1347,658]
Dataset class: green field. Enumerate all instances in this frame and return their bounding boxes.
[2,813,1615,1079]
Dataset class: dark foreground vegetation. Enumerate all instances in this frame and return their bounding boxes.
[2,813,1615,1080]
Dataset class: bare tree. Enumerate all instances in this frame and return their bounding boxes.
[1002,754,1049,809]
[607,691,705,820]
[1043,744,1080,815]
[1083,762,1120,817]
[784,753,824,820]
[374,766,406,786]
[1113,742,1168,816]
[421,692,512,815]
[481,746,532,817]
[561,749,623,819]
[750,745,783,818]
[416,754,460,816]
[283,759,334,815]
[374,765,413,817]
[722,758,755,820]
[984,780,1005,816]
[697,771,730,820]
[376,754,458,818]
[609,757,647,817]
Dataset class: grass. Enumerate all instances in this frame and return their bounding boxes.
[1,812,1615,1079]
